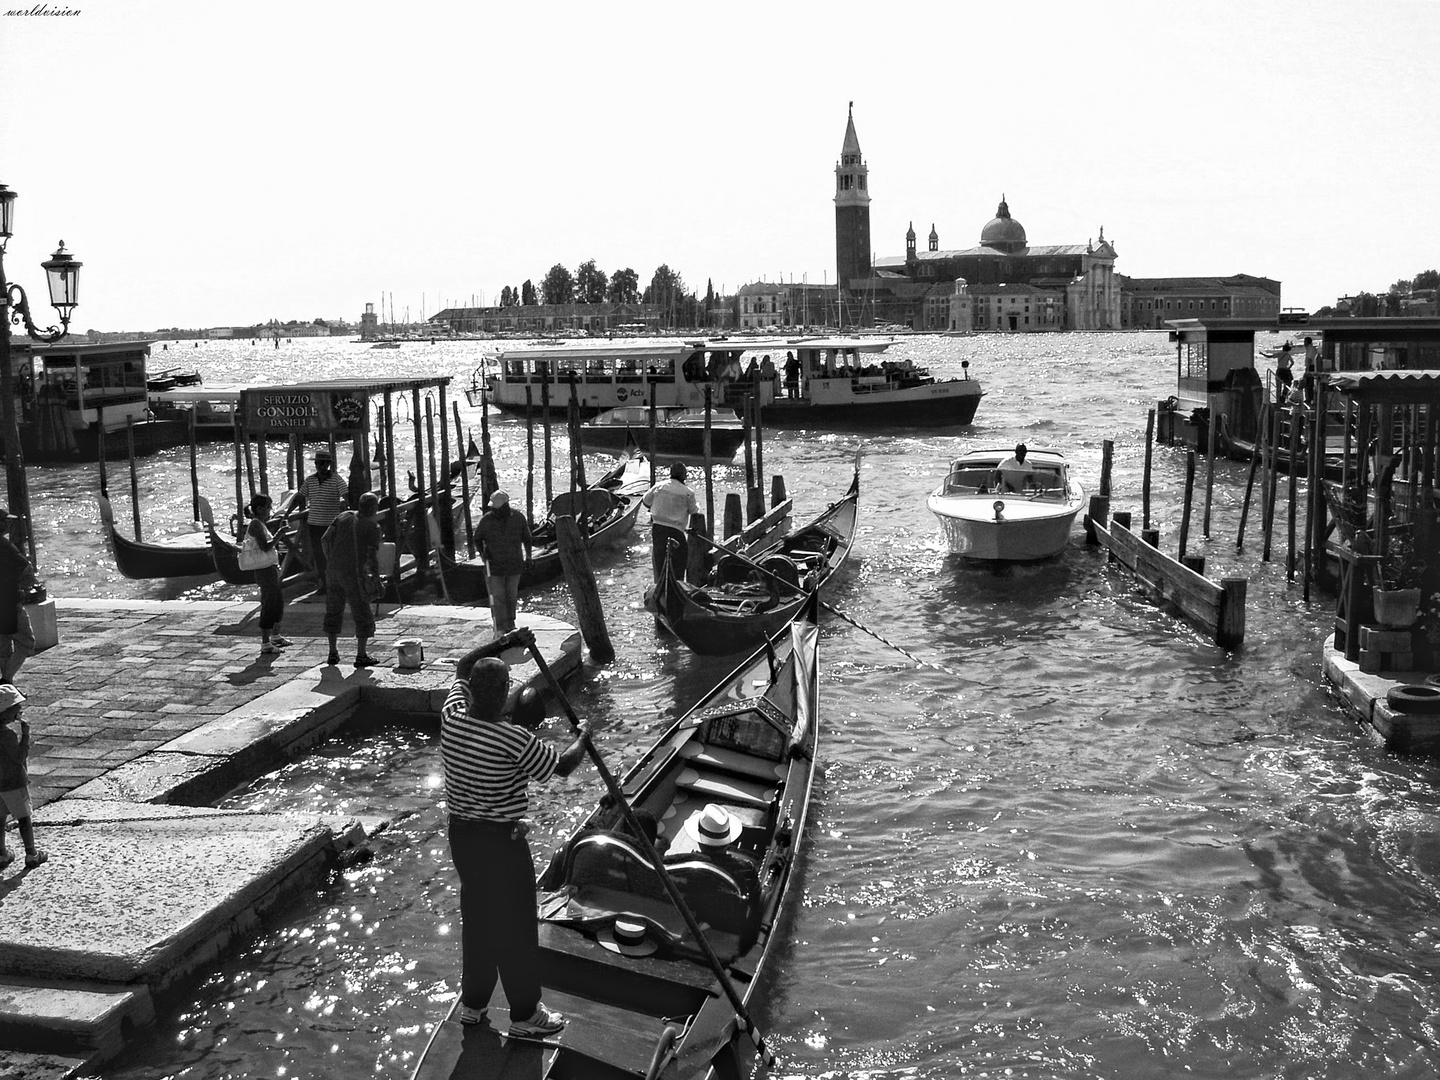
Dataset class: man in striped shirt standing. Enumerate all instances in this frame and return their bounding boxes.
[294,449,349,593]
[440,631,590,1038]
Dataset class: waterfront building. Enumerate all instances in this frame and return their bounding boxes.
[1119,275,1282,329]
[736,282,787,329]
[834,107,1120,331]
[430,302,660,336]
[359,302,379,341]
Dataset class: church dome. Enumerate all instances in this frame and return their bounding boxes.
[980,196,1027,253]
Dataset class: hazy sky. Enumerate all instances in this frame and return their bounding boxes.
[2,0,1436,332]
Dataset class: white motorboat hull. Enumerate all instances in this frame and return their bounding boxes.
[927,491,1084,561]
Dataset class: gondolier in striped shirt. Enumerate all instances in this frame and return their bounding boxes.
[293,449,349,593]
[642,462,698,581]
[440,634,590,1038]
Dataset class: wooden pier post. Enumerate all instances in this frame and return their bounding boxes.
[723,492,743,543]
[426,402,448,556]
[540,362,553,509]
[1143,407,1155,531]
[97,404,108,498]
[772,475,787,508]
[1286,401,1302,581]
[1181,553,1206,575]
[285,433,296,491]
[1304,389,1324,598]
[1262,397,1281,563]
[703,385,715,534]
[525,384,536,529]
[648,379,658,487]
[754,394,765,496]
[452,403,475,558]
[1178,450,1195,560]
[742,395,755,505]
[556,514,614,663]
[1085,495,1109,546]
[382,392,400,546]
[188,409,200,522]
[231,419,244,539]
[256,437,270,497]
[242,429,257,504]
[126,417,142,540]
[411,388,431,573]
[1141,527,1160,548]
[686,513,709,584]
[1237,403,1267,549]
[1099,439,1114,498]
[1203,403,1217,538]
[1217,578,1247,649]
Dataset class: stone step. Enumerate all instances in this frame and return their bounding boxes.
[0,977,153,1063]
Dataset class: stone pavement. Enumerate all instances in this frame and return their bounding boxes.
[23,596,553,808]
[0,596,583,1078]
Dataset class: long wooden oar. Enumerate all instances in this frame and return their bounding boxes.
[513,630,777,1071]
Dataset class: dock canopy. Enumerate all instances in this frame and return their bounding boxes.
[238,375,450,436]
[1328,369,1440,404]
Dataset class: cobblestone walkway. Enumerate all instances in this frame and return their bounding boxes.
[22,597,503,808]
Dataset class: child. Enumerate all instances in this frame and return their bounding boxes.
[0,684,45,870]
[241,494,291,655]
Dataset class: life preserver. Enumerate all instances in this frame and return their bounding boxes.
[1386,685,1440,714]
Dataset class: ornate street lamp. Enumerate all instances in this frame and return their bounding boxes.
[0,183,83,566]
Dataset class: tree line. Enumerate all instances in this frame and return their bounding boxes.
[1315,268,1439,317]
[494,260,712,328]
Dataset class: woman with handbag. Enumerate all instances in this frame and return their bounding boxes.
[241,493,290,657]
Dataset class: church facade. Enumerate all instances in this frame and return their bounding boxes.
[836,109,1121,331]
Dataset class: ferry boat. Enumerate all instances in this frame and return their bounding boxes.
[482,337,983,427]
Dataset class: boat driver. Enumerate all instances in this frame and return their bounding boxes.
[995,444,1035,493]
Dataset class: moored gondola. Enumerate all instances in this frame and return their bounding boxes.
[95,494,216,580]
[440,452,650,604]
[410,603,820,1080]
[644,459,859,655]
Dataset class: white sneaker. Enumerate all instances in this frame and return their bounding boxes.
[457,1004,487,1026]
[509,1002,565,1038]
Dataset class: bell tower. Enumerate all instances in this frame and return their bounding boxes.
[834,102,871,302]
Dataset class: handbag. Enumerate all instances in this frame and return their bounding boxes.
[238,527,279,571]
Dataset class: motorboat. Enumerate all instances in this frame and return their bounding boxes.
[926,447,1085,561]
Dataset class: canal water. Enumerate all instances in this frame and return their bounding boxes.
[68,334,1440,1079]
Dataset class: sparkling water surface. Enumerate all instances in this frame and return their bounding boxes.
[60,334,1440,1080]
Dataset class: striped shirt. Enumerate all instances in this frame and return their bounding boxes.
[440,681,558,822]
[299,474,349,527]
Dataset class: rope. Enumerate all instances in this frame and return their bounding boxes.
[819,599,968,680]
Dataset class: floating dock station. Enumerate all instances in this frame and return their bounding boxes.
[1152,316,1440,750]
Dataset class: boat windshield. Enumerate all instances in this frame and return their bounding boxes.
[942,466,1066,496]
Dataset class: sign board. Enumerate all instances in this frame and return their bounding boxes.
[242,388,370,434]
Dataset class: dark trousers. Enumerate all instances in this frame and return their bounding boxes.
[307,522,330,583]
[448,818,540,1018]
[651,524,687,582]
[255,565,282,630]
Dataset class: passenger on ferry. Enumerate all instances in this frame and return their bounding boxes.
[783,351,800,397]
[995,444,1035,493]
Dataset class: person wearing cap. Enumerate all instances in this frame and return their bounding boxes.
[994,443,1035,493]
[0,509,36,684]
[0,684,46,871]
[474,489,532,637]
[293,448,349,593]
[319,491,382,667]
[440,639,591,1036]
[642,462,699,581]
